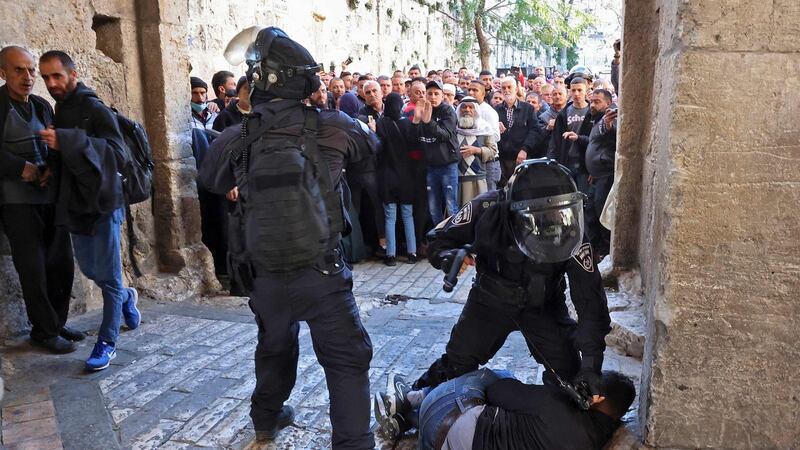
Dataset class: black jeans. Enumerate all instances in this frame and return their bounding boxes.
[198,187,228,275]
[414,283,580,390]
[0,204,74,341]
[248,261,374,449]
[586,175,613,257]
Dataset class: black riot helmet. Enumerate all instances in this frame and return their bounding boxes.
[223,26,322,100]
[505,159,585,263]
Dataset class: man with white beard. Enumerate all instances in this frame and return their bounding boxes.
[466,80,501,190]
[454,97,497,205]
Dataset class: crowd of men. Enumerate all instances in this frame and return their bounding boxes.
[190,60,620,279]
[1,27,628,449]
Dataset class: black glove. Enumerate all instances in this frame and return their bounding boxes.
[573,369,604,398]
[436,249,461,274]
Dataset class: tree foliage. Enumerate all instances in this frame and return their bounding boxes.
[417,0,594,69]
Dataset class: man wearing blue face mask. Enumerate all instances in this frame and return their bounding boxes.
[190,77,218,130]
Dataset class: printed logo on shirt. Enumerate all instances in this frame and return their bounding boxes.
[567,114,585,127]
[573,243,594,272]
[450,202,473,227]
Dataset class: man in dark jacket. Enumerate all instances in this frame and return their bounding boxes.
[584,90,617,258]
[375,368,635,449]
[547,77,591,194]
[213,76,250,132]
[38,51,141,371]
[198,27,378,448]
[494,77,545,187]
[0,46,78,354]
[411,80,460,226]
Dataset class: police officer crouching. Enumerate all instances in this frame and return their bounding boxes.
[198,27,378,448]
[412,159,611,401]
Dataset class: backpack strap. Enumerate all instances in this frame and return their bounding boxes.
[300,107,334,191]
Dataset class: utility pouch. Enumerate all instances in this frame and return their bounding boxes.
[525,273,547,309]
[227,251,254,294]
[474,271,526,310]
[227,203,253,294]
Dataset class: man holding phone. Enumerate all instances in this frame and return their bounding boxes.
[584,89,618,260]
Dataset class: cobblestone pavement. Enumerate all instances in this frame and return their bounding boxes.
[0,260,642,449]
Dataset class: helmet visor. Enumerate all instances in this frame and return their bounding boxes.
[224,26,266,65]
[510,195,584,263]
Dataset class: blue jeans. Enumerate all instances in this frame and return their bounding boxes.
[383,203,416,257]
[417,368,515,450]
[72,208,132,344]
[426,162,459,226]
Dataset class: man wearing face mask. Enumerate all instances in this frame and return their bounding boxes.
[409,159,611,415]
[213,76,251,132]
[190,77,218,131]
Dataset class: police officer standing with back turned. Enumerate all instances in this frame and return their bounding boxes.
[198,27,378,448]
[411,159,611,403]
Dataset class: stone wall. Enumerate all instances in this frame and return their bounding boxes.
[618,0,800,447]
[186,0,458,83]
[0,0,217,339]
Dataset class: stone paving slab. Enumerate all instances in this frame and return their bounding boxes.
[1,260,643,449]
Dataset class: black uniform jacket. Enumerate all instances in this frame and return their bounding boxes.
[473,378,618,450]
[197,99,379,203]
[53,82,126,235]
[427,190,611,372]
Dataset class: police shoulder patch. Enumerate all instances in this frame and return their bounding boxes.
[573,243,595,272]
[450,202,473,227]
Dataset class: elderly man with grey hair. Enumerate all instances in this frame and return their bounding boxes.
[0,46,80,354]
[494,76,545,186]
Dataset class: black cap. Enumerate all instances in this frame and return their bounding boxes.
[426,79,443,91]
[190,77,208,90]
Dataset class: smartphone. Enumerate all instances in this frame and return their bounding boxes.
[344,56,353,66]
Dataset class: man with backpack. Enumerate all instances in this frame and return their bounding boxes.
[37,50,141,371]
[198,27,379,448]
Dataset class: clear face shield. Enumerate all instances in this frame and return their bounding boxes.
[509,193,585,263]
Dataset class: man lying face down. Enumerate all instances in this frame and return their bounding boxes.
[375,368,636,450]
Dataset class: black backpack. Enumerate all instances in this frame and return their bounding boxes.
[231,106,344,276]
[109,107,154,204]
[83,98,154,277]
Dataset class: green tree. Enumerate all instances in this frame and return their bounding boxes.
[419,0,593,70]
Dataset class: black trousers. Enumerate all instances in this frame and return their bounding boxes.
[414,284,580,390]
[198,187,229,275]
[407,159,430,240]
[248,261,374,449]
[586,175,613,257]
[0,204,74,341]
[348,171,384,249]
[498,158,516,189]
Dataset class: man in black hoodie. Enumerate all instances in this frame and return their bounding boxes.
[411,80,459,226]
[38,51,141,371]
[0,46,78,354]
[584,90,617,259]
[375,368,636,449]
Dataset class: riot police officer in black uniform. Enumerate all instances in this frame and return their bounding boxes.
[413,159,611,400]
[198,27,378,448]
